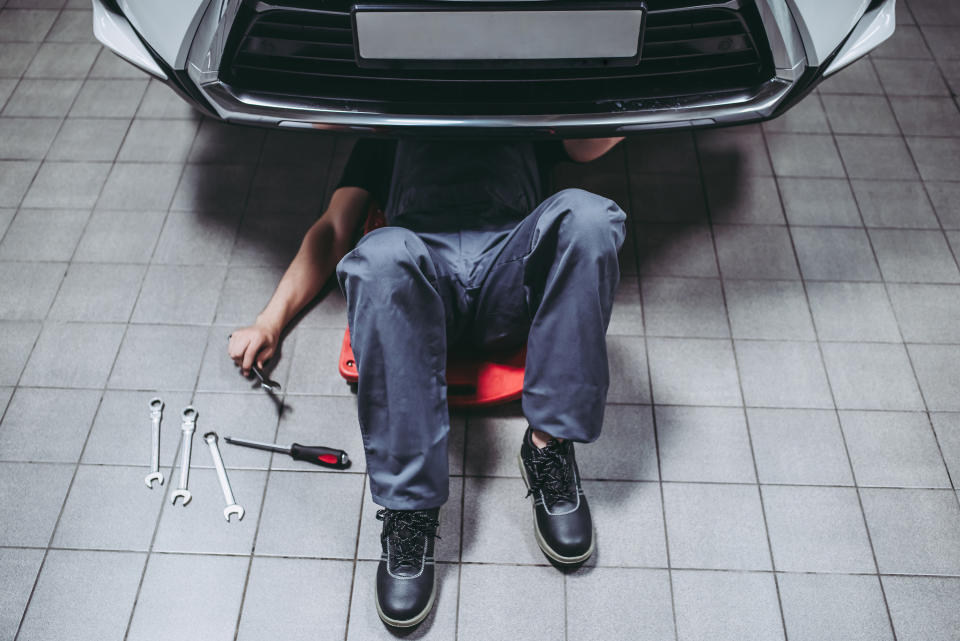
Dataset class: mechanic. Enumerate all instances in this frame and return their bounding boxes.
[228,135,626,628]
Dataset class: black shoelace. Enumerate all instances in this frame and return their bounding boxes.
[525,440,576,508]
[377,508,441,569]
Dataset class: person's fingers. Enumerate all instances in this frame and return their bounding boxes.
[256,343,276,369]
[241,335,264,376]
[228,334,250,362]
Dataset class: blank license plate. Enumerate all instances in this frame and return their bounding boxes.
[353,6,645,67]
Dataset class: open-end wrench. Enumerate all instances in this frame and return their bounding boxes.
[171,407,197,506]
[144,398,164,488]
[203,432,244,522]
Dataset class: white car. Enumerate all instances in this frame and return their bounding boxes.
[93,0,895,135]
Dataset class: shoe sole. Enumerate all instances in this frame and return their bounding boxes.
[375,577,436,629]
[518,453,595,565]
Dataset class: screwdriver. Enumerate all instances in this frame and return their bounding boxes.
[224,436,351,470]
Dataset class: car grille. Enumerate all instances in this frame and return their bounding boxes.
[220,0,774,116]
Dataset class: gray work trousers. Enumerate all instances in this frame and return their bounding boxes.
[336,188,627,510]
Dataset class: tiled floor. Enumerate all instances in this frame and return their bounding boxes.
[1,1,960,640]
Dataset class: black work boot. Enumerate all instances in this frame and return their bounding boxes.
[375,507,441,628]
[518,426,594,564]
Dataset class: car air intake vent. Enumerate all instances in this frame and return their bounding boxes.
[221,2,774,116]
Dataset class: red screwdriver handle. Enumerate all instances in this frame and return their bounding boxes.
[290,443,351,469]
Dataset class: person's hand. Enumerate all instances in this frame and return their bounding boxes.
[228,323,279,377]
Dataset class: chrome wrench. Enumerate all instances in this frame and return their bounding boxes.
[144,398,164,488]
[203,431,244,522]
[171,407,197,506]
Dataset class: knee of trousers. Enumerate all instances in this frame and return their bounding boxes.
[336,226,435,295]
[546,188,627,256]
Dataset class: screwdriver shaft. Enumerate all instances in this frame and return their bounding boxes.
[223,436,291,455]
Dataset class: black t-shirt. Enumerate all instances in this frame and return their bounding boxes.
[335,138,568,229]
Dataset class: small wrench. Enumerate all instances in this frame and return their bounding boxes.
[171,407,197,506]
[144,398,164,488]
[204,431,244,522]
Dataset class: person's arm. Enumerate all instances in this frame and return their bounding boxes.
[227,186,370,375]
[562,137,624,163]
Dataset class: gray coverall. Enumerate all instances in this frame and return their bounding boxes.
[336,141,627,510]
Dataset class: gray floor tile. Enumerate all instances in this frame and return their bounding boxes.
[0,206,12,237]
[46,117,129,161]
[70,78,147,118]
[836,135,919,180]
[860,488,960,574]
[358,475,462,562]
[839,410,951,487]
[88,48,147,79]
[286,327,358,396]
[44,8,95,42]
[17,549,144,641]
[0,78,15,111]
[136,79,199,119]
[190,392,282,470]
[883,576,960,641]
[766,133,844,178]
[21,321,124,388]
[580,480,668,568]
[48,262,144,321]
[108,324,208,391]
[52,464,165,550]
[24,41,97,79]
[657,405,755,483]
[851,179,941,228]
[0,461,73,545]
[762,485,874,572]
[929,412,960,485]
[637,223,718,277]
[214,265,285,325]
[153,469,266,554]
[663,482,771,570]
[908,344,960,411]
[73,209,164,263]
[2,78,80,117]
[255,470,363,557]
[778,177,863,226]
[577,404,658,481]
[461,476,546,564]
[0,261,64,320]
[81,390,191,467]
[152,209,242,265]
[463,404,531,478]
[922,24,960,57]
[0,386,11,414]
[189,119,265,164]
[238,557,353,641]
[458,563,564,641]
[21,161,110,209]
[762,95,829,133]
[260,128,337,165]
[0,321,41,385]
[346,560,458,641]
[0,547,44,641]
[874,58,950,95]
[891,97,960,136]
[910,0,960,24]
[127,553,248,641]
[748,408,854,485]
[641,276,729,338]
[0,208,88,261]
[171,163,255,214]
[673,570,784,641]
[626,131,696,174]
[648,337,742,407]
[196,325,293,394]
[566,567,674,641]
[0,117,59,159]
[819,57,884,94]
[0,42,39,76]
[736,340,834,409]
[873,23,931,58]
[0,9,56,41]
[117,118,200,163]
[822,342,924,410]
[608,275,643,335]
[97,162,183,210]
[705,174,784,225]
[906,136,960,182]
[246,163,330,218]
[230,208,315,267]
[888,283,960,342]
[792,227,881,281]
[628,173,707,222]
[725,279,815,340]
[806,281,901,342]
[272,394,369,473]
[0,387,99,462]
[779,573,893,641]
[870,229,960,283]
[696,125,772,177]
[927,181,960,229]
[0,159,39,207]
[822,94,900,134]
[714,224,799,279]
[132,264,226,325]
